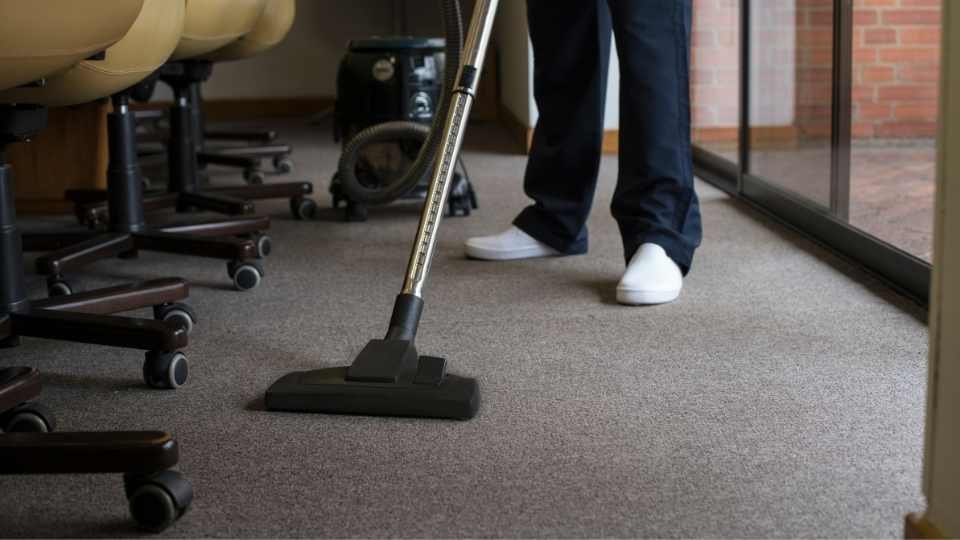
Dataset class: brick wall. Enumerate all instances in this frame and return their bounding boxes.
[852,0,941,139]
[691,0,941,145]
[691,0,741,145]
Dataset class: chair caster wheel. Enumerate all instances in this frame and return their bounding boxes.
[0,402,56,433]
[273,155,294,173]
[126,471,193,533]
[290,196,317,220]
[254,234,272,258]
[143,351,188,390]
[228,260,263,291]
[244,168,265,185]
[47,279,73,297]
[153,303,197,336]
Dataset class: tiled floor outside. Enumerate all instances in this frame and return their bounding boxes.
[697,139,937,262]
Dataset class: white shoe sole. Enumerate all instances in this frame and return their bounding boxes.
[616,287,681,305]
[465,243,559,261]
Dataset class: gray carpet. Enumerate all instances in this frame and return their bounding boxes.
[0,119,928,538]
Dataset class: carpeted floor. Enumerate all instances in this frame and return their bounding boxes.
[0,118,928,538]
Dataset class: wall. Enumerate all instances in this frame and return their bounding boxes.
[494,0,534,127]
[852,0,942,139]
[155,0,398,101]
[691,0,943,144]
[919,1,960,535]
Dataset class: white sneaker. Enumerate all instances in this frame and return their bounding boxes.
[616,243,683,305]
[465,226,561,261]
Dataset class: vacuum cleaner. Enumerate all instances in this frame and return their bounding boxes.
[330,37,477,222]
[265,0,499,420]
[328,5,480,223]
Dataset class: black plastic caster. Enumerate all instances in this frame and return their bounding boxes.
[227,260,264,291]
[273,155,294,173]
[344,200,368,222]
[243,168,265,185]
[290,196,317,220]
[126,471,193,533]
[47,278,73,297]
[143,351,188,390]
[0,402,56,433]
[254,234,272,258]
[153,303,197,336]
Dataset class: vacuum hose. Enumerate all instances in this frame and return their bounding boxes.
[337,0,464,206]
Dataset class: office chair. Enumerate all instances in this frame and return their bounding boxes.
[194,0,299,185]
[0,1,192,529]
[6,0,270,293]
[0,366,192,532]
[68,0,317,226]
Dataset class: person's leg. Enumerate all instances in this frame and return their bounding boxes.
[511,0,613,255]
[607,0,701,274]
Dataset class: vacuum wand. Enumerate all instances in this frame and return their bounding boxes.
[264,0,495,420]
[402,0,499,299]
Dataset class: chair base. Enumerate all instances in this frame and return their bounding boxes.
[23,216,269,293]
[0,366,192,532]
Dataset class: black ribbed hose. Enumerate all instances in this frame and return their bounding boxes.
[337,0,464,205]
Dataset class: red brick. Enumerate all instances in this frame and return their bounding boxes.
[876,122,939,138]
[893,103,939,121]
[877,84,939,101]
[864,28,898,45]
[900,28,941,46]
[882,9,941,26]
[861,65,896,83]
[879,47,941,63]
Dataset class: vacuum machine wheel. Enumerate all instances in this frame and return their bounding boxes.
[153,303,197,336]
[228,260,264,291]
[344,200,368,222]
[243,168,265,185]
[47,278,73,297]
[0,402,56,433]
[273,155,294,173]
[143,351,188,390]
[290,196,318,220]
[126,471,193,533]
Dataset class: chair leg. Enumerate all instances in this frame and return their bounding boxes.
[134,231,258,260]
[208,143,291,158]
[0,366,41,413]
[0,431,180,475]
[34,233,135,276]
[205,129,276,142]
[197,152,258,169]
[202,181,313,200]
[21,231,99,252]
[153,216,270,237]
[31,278,188,316]
[10,308,187,352]
[177,192,254,215]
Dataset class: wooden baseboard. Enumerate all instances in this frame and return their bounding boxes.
[497,104,622,156]
[906,513,946,539]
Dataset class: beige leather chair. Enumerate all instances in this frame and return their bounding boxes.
[0,1,192,532]
[0,0,143,90]
[117,0,315,222]
[204,0,296,62]
[14,0,269,293]
[0,0,184,106]
[171,0,267,60]
[193,0,298,183]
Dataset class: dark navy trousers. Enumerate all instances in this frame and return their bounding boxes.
[514,0,702,273]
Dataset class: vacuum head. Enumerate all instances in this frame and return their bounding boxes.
[265,338,479,420]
